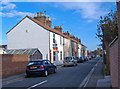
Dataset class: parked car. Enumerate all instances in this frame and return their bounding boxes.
[84,57,89,61]
[77,57,84,63]
[86,57,89,61]
[76,57,80,63]
[88,56,92,60]
[63,56,77,66]
[84,57,87,61]
[79,57,85,62]
[26,60,56,77]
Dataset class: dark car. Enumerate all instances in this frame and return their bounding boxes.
[88,56,92,60]
[76,57,80,63]
[26,60,56,77]
[84,57,87,61]
[78,57,84,63]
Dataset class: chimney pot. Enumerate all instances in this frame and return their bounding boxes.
[37,12,39,17]
[43,13,45,16]
[48,17,50,20]
[40,12,42,16]
[34,13,37,17]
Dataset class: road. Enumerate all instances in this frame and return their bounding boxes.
[2,58,100,89]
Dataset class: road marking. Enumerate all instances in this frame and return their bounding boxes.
[27,80,47,89]
[78,59,100,88]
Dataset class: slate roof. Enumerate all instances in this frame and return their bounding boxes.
[5,48,39,55]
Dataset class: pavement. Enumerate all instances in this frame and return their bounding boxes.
[2,65,63,86]
[2,57,111,89]
[83,57,111,89]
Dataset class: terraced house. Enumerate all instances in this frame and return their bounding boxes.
[7,12,87,65]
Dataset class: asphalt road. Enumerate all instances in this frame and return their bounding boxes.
[2,58,100,89]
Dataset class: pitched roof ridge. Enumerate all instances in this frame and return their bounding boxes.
[7,15,87,48]
[27,16,87,47]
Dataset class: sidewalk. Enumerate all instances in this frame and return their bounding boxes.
[2,73,26,85]
[84,57,111,89]
[2,64,63,86]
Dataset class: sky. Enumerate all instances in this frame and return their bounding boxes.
[1,0,117,51]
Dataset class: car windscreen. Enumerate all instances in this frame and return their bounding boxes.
[28,61,42,66]
[64,57,72,60]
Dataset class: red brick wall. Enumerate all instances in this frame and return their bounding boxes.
[110,40,118,88]
[1,54,29,78]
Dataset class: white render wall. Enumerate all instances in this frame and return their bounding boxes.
[64,38,72,57]
[78,44,82,57]
[50,32,64,65]
[81,46,84,57]
[85,47,87,57]
[0,49,4,54]
[7,17,49,60]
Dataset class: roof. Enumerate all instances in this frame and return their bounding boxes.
[5,48,40,55]
[0,45,7,49]
[7,15,87,48]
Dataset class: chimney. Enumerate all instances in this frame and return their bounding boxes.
[70,35,75,39]
[78,39,81,43]
[60,26,62,33]
[34,12,47,25]
[46,17,52,27]
[54,26,62,33]
[75,37,78,41]
[66,31,70,36]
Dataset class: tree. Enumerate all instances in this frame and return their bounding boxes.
[96,10,118,75]
[96,10,118,44]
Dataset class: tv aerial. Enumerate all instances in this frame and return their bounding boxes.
[42,8,46,14]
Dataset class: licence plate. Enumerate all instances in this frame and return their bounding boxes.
[66,61,70,62]
[30,67,37,69]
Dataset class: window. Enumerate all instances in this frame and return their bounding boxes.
[60,36,62,45]
[60,51,62,60]
[43,61,48,65]
[53,33,55,43]
[53,52,56,61]
[65,39,66,47]
[47,60,51,64]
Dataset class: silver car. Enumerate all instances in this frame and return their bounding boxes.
[63,56,78,67]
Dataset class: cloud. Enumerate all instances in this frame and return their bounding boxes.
[55,2,109,20]
[0,10,34,18]
[0,1,34,18]
[1,1,16,10]
[87,20,93,23]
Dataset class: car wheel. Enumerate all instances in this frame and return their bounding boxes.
[74,63,76,66]
[44,70,48,77]
[76,63,78,66]
[54,68,57,73]
[26,74,31,77]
